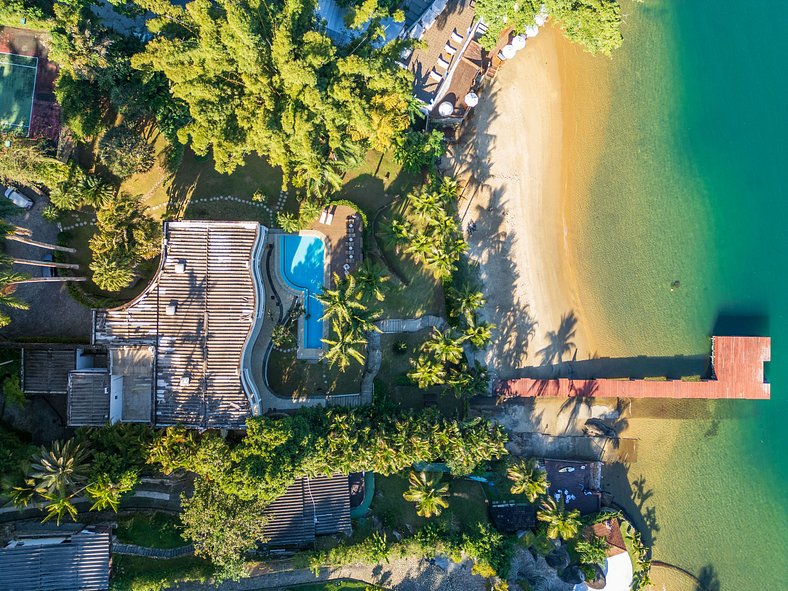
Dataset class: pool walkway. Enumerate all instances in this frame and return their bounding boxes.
[494,336,770,400]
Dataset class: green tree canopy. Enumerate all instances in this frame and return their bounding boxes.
[507,457,548,502]
[132,0,413,188]
[402,471,449,518]
[475,0,623,56]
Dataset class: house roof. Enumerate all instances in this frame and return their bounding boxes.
[67,370,110,426]
[587,518,628,557]
[489,501,536,533]
[92,221,265,428]
[0,528,110,591]
[263,474,352,547]
[22,348,75,394]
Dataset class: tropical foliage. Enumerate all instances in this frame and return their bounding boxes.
[89,193,160,291]
[474,0,623,55]
[132,0,413,190]
[394,129,446,172]
[97,125,155,178]
[574,533,608,568]
[506,458,549,502]
[402,471,449,518]
[393,176,467,280]
[537,497,582,540]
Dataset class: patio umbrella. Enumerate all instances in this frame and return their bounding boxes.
[464,92,479,107]
[526,24,539,37]
[438,101,454,117]
[501,44,516,60]
[534,13,547,26]
[512,34,526,50]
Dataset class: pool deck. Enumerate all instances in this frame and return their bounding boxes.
[307,204,363,281]
[494,336,771,400]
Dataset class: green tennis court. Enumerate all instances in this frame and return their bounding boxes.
[0,52,38,134]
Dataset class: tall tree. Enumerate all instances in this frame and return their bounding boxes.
[537,497,581,540]
[132,0,413,190]
[474,0,623,56]
[402,471,449,518]
[507,458,549,502]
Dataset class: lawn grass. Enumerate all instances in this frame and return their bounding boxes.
[115,512,185,549]
[371,474,489,535]
[109,555,214,591]
[266,347,364,398]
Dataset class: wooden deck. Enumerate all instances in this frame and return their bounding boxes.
[494,336,771,400]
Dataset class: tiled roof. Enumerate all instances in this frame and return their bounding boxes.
[92,221,265,428]
[588,518,628,557]
[263,474,352,547]
[0,529,110,591]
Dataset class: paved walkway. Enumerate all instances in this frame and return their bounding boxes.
[177,556,487,591]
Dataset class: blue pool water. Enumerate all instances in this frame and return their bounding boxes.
[279,234,325,349]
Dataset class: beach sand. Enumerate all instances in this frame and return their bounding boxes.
[449,25,600,379]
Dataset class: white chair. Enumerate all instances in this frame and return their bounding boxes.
[319,209,328,224]
[429,70,443,82]
[325,212,334,225]
[436,57,450,70]
[451,30,464,44]
[444,43,457,56]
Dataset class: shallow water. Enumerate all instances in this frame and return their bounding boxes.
[567,1,788,588]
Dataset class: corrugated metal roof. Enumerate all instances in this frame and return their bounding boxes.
[0,529,110,591]
[93,221,264,429]
[263,474,351,547]
[67,370,110,426]
[22,348,75,394]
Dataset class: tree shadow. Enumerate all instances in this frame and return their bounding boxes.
[537,311,578,366]
[696,564,721,591]
[603,462,660,547]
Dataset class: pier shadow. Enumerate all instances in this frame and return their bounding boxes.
[509,352,711,382]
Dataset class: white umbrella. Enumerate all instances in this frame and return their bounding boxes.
[526,24,539,37]
[512,34,526,50]
[438,101,454,117]
[534,13,547,26]
[501,44,516,60]
[464,92,479,107]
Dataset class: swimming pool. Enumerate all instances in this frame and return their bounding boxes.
[279,234,325,350]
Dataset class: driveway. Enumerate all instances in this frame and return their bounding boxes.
[0,187,92,342]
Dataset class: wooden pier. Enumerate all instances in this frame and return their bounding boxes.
[494,336,771,401]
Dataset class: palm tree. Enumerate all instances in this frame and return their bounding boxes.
[404,233,433,263]
[406,96,427,124]
[448,285,486,323]
[574,534,608,567]
[354,261,388,302]
[89,253,135,292]
[28,439,89,498]
[402,471,449,518]
[507,458,549,502]
[436,176,460,202]
[464,321,494,348]
[408,354,446,389]
[409,190,442,222]
[386,219,411,246]
[0,221,76,253]
[317,274,366,325]
[447,363,489,399]
[424,328,465,365]
[537,497,581,540]
[322,320,367,371]
[0,274,30,328]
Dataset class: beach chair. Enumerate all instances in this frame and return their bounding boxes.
[444,43,457,56]
[451,30,464,44]
[325,211,334,225]
[319,209,328,224]
[429,70,443,83]
[436,57,450,70]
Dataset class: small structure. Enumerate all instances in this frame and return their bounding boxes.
[489,500,536,533]
[0,525,111,591]
[23,347,105,395]
[262,474,352,547]
[574,518,633,591]
[544,459,603,515]
[79,221,268,429]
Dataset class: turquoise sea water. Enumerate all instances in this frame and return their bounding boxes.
[570,1,788,588]
[280,234,325,349]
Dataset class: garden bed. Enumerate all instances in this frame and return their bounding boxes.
[115,512,184,549]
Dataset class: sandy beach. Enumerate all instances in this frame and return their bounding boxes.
[449,25,599,379]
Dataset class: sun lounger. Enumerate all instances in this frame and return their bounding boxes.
[325,211,334,225]
[319,209,328,224]
[444,43,457,55]
[451,30,464,44]
[429,70,443,83]
[436,57,450,70]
